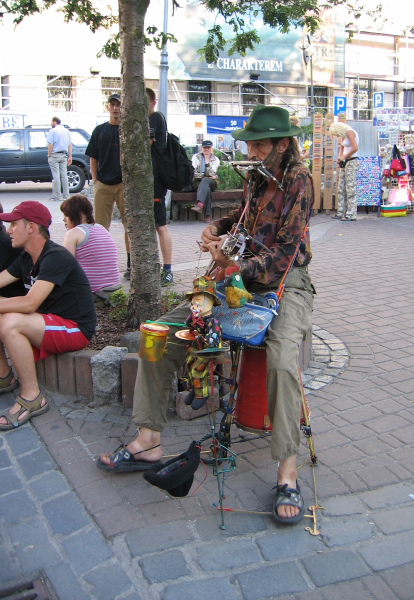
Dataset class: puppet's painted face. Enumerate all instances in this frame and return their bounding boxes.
[190,293,214,318]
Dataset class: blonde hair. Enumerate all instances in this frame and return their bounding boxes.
[290,116,301,127]
[329,123,351,138]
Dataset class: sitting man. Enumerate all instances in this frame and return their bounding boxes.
[0,201,97,430]
[98,105,315,525]
[0,202,25,298]
[190,140,220,223]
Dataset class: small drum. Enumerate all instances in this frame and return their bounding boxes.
[234,347,272,434]
[139,323,169,362]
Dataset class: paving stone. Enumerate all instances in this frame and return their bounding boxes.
[320,517,374,547]
[358,531,414,571]
[382,564,414,600]
[359,482,413,510]
[34,418,76,444]
[47,437,88,465]
[236,562,309,599]
[197,539,261,571]
[319,579,373,600]
[28,470,69,501]
[46,562,91,600]
[8,516,61,574]
[195,512,268,541]
[322,495,367,517]
[75,477,124,513]
[94,503,144,538]
[371,505,414,535]
[301,550,370,587]
[0,545,22,584]
[83,563,135,600]
[139,498,187,526]
[125,520,194,557]
[0,489,37,524]
[62,528,113,574]
[42,493,90,535]
[4,425,42,455]
[0,466,24,495]
[139,549,190,584]
[361,574,398,600]
[163,577,241,600]
[257,529,322,560]
[16,446,56,479]
[0,448,12,469]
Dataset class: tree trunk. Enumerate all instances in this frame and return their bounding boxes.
[119,0,162,329]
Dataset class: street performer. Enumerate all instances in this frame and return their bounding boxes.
[98,105,315,525]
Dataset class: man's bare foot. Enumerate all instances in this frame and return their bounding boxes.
[99,430,163,466]
[0,393,47,426]
[274,455,302,521]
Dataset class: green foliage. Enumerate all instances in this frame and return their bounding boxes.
[108,288,129,321]
[161,290,186,314]
[217,162,244,190]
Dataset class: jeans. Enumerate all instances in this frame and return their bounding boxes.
[48,153,69,201]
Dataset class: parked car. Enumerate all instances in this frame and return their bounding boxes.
[0,125,91,193]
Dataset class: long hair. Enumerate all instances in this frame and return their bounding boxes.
[60,195,95,226]
[264,137,302,174]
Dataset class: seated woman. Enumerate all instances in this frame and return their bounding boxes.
[60,195,121,302]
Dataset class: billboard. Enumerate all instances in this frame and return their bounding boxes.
[145,1,345,87]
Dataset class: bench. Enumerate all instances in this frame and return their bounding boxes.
[171,189,243,221]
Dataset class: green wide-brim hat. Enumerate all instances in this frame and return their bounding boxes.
[232,104,302,141]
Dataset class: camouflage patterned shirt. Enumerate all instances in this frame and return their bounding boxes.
[214,163,314,287]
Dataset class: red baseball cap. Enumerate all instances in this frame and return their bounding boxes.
[0,201,52,228]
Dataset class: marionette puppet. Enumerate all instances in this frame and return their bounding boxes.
[182,276,225,410]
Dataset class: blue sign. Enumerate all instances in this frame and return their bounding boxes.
[334,96,347,115]
[373,92,384,109]
[207,115,247,134]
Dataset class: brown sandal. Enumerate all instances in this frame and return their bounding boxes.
[0,368,19,394]
[0,390,49,430]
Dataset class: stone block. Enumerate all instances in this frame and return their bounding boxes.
[139,550,190,584]
[91,345,128,405]
[74,349,97,401]
[121,353,138,407]
[44,354,58,392]
[57,352,77,397]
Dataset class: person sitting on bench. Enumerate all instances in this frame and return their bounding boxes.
[0,201,96,431]
[61,194,121,304]
[190,140,220,223]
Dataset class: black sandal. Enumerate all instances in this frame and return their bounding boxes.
[272,482,305,525]
[96,444,162,472]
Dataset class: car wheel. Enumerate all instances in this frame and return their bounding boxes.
[67,165,86,193]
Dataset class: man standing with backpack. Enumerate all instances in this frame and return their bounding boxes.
[147,87,174,286]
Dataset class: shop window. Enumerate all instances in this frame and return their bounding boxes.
[308,86,328,114]
[1,76,10,110]
[188,81,211,115]
[47,76,73,112]
[101,77,121,112]
[353,79,375,120]
[241,83,265,116]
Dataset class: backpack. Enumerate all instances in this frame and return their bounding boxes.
[155,131,194,192]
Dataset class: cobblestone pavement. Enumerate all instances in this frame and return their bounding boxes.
[1,184,414,600]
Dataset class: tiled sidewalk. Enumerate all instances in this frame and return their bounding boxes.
[1,184,414,600]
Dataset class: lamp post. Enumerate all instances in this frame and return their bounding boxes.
[158,0,169,120]
[301,34,315,122]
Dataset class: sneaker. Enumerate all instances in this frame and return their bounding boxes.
[191,202,204,213]
[123,269,131,280]
[161,269,174,286]
[204,216,212,223]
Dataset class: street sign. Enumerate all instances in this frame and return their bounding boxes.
[334,96,347,116]
[373,92,384,109]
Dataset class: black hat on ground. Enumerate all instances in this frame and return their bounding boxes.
[143,441,201,497]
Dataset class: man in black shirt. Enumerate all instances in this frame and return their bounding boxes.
[0,201,96,431]
[147,87,174,286]
[86,94,130,277]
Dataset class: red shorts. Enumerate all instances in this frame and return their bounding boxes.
[33,313,90,362]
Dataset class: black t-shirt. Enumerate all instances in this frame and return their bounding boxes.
[86,122,122,185]
[150,111,167,198]
[7,240,97,340]
[0,227,25,297]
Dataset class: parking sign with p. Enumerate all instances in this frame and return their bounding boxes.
[334,97,347,116]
